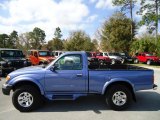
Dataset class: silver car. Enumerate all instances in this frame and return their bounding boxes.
[102,52,124,64]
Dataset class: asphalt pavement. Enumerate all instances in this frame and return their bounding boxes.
[0,68,160,120]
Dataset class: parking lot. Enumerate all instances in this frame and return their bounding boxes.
[0,68,160,120]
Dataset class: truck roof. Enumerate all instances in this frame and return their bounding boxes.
[0,48,21,51]
[63,51,86,55]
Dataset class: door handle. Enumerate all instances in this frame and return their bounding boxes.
[76,74,83,77]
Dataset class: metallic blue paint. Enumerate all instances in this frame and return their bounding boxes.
[4,51,154,101]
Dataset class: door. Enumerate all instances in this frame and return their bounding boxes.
[45,54,87,92]
[141,53,146,62]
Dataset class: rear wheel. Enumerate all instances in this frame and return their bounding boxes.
[12,85,43,112]
[134,59,139,64]
[146,60,151,65]
[105,85,132,111]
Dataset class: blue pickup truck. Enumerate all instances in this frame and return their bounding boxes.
[2,51,157,112]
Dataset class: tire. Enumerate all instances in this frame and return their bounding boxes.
[99,60,104,65]
[105,85,132,111]
[12,85,43,112]
[111,59,116,65]
[134,59,139,64]
[121,59,125,64]
[146,60,151,65]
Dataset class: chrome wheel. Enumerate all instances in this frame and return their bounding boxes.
[134,59,138,64]
[111,59,115,64]
[18,92,33,108]
[147,60,151,65]
[112,91,127,106]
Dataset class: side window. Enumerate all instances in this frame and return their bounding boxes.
[142,54,145,57]
[55,52,58,56]
[30,51,33,55]
[54,54,82,70]
[34,52,38,57]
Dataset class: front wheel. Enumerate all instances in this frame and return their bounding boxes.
[105,85,132,111]
[134,59,139,64]
[111,59,116,65]
[12,85,43,112]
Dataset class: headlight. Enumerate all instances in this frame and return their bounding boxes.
[5,75,10,81]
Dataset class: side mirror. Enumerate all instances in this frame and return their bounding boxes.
[50,66,56,72]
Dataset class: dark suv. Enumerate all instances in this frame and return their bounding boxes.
[0,48,31,76]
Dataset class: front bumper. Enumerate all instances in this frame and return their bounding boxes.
[2,84,12,95]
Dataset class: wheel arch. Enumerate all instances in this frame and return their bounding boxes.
[102,80,136,102]
[12,80,44,95]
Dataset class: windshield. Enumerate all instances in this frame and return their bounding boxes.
[119,53,126,56]
[113,53,120,56]
[103,53,108,56]
[0,50,24,57]
[96,53,103,56]
[39,51,53,57]
[108,53,114,56]
[145,53,154,56]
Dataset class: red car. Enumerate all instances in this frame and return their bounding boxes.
[90,52,111,65]
[134,52,160,65]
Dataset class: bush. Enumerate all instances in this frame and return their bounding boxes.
[130,35,160,56]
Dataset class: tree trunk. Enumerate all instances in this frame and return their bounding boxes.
[155,0,158,43]
[130,0,133,41]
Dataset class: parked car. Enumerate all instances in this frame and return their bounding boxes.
[94,52,111,65]
[2,51,157,112]
[27,50,55,65]
[102,52,123,64]
[115,52,133,63]
[134,52,160,65]
[86,52,99,69]
[0,48,31,76]
[53,51,65,58]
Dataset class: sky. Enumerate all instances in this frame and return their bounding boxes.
[0,0,159,41]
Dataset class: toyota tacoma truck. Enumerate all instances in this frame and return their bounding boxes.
[2,51,157,112]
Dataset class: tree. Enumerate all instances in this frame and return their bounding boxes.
[112,0,137,41]
[65,30,94,51]
[137,0,160,42]
[99,12,136,52]
[0,34,9,48]
[18,33,31,53]
[9,30,18,48]
[54,27,62,39]
[92,39,99,51]
[130,35,157,55]
[47,27,64,51]
[29,27,46,49]
[47,39,64,51]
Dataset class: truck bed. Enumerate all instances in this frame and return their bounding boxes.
[89,64,150,71]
